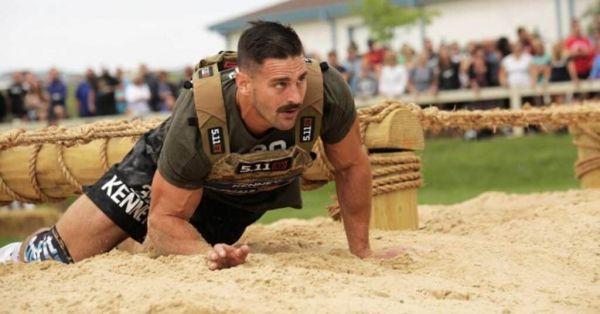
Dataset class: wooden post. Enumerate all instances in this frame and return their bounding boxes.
[364,107,424,230]
[509,88,524,137]
[369,151,420,230]
[569,124,600,189]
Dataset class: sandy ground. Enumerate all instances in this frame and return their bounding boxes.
[0,190,599,313]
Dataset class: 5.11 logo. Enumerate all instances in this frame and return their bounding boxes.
[208,127,224,154]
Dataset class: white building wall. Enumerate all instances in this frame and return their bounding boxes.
[221,0,594,60]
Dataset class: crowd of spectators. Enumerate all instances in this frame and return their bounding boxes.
[323,18,600,109]
[0,64,194,124]
[1,17,599,126]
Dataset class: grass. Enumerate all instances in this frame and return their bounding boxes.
[259,132,579,223]
[418,131,579,204]
[0,236,22,247]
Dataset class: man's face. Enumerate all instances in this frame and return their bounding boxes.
[246,56,308,131]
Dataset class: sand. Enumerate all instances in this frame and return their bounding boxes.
[0,190,599,313]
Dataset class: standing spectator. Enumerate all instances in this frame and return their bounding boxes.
[531,39,551,85]
[6,71,28,120]
[564,19,594,79]
[24,75,49,121]
[139,64,160,112]
[438,46,462,109]
[438,46,461,91]
[95,69,119,116]
[377,49,408,98]
[178,66,194,94]
[125,75,151,116]
[497,37,512,58]
[550,42,577,104]
[408,53,438,96]
[517,26,533,53]
[75,68,96,117]
[46,68,67,124]
[327,50,348,81]
[114,68,129,115]
[354,58,378,99]
[449,41,464,64]
[469,47,501,108]
[364,38,385,71]
[423,38,439,69]
[157,71,176,112]
[483,39,502,86]
[589,39,600,79]
[499,41,535,89]
[343,43,362,95]
[0,89,7,122]
[398,43,416,67]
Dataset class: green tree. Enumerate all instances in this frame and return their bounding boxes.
[353,0,437,43]
[583,0,600,34]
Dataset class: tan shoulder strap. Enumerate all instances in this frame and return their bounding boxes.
[295,59,324,153]
[193,63,230,165]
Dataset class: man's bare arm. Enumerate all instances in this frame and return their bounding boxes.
[146,170,209,255]
[324,118,373,258]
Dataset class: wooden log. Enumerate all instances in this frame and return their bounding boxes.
[364,108,425,151]
[370,151,420,231]
[0,137,136,202]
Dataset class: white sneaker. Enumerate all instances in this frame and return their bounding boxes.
[0,242,22,263]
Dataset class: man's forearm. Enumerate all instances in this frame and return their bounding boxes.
[147,214,212,256]
[335,160,372,258]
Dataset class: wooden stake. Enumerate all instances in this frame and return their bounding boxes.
[370,151,420,230]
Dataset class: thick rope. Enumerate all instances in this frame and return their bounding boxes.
[101,138,110,172]
[575,155,600,178]
[327,154,423,220]
[28,144,62,203]
[571,124,600,180]
[0,175,31,203]
[58,145,83,193]
[0,119,162,150]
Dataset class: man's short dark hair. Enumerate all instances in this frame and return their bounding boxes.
[237,21,304,71]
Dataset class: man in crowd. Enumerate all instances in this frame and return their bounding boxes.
[6,71,28,120]
[46,68,67,123]
[0,21,385,270]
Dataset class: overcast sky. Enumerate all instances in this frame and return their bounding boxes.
[0,0,283,74]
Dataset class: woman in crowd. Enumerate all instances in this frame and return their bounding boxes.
[408,52,438,96]
[124,75,151,116]
[377,49,408,98]
[499,41,535,90]
[23,75,49,121]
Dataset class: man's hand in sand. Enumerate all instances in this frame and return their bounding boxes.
[206,244,250,270]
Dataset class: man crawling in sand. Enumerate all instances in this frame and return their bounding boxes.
[0,21,386,270]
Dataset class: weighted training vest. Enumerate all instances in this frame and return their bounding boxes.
[191,51,324,195]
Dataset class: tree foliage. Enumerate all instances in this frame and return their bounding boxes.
[353,0,437,43]
[582,0,600,34]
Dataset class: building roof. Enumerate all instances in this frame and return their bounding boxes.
[209,0,429,35]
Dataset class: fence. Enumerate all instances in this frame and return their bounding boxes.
[1,79,599,134]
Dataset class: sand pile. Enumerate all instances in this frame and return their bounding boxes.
[1,190,599,313]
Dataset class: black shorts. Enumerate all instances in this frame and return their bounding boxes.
[84,121,265,244]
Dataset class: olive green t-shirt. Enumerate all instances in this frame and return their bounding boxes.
[157,65,356,211]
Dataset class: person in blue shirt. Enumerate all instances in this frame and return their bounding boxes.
[46,68,68,123]
[75,69,97,117]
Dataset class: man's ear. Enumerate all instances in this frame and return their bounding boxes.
[235,69,251,95]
